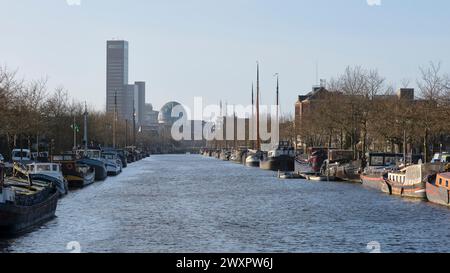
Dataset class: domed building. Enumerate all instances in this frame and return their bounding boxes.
[158,101,185,125]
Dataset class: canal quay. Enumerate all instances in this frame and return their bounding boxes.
[1,154,449,253]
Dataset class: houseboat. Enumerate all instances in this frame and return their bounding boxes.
[27,162,69,196]
[230,148,248,164]
[361,153,403,191]
[260,141,295,172]
[219,150,231,161]
[308,148,328,173]
[426,172,450,207]
[321,150,361,182]
[0,163,58,236]
[384,163,441,199]
[52,154,95,188]
[101,151,122,176]
[116,149,128,168]
[245,150,263,167]
[76,149,108,181]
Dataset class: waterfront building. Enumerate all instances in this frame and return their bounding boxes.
[294,87,417,152]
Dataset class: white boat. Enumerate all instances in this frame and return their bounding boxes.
[27,162,69,196]
[76,149,108,181]
[245,150,262,167]
[101,151,122,176]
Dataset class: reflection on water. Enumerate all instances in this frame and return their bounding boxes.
[1,155,450,253]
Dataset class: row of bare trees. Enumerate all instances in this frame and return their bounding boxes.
[0,66,155,160]
[297,62,450,161]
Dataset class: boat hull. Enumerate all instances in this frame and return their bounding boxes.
[29,173,69,197]
[361,174,385,191]
[106,164,121,176]
[66,173,95,189]
[78,159,107,181]
[260,156,294,172]
[0,192,58,237]
[385,181,427,199]
[245,161,260,167]
[426,182,450,207]
[330,165,361,182]
[306,175,329,181]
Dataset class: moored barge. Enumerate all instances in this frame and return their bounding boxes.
[361,153,403,191]
[260,141,295,172]
[426,172,450,207]
[0,163,58,237]
[52,155,95,188]
[384,163,441,199]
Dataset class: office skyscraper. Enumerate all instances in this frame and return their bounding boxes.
[106,40,129,119]
[106,40,145,123]
[135,81,146,124]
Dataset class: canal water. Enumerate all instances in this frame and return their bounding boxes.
[1,154,449,253]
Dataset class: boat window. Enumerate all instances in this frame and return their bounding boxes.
[28,165,35,172]
[87,151,101,158]
[370,156,384,166]
[446,181,449,188]
[37,165,51,172]
[53,156,63,161]
[13,151,30,158]
[53,165,58,172]
[439,178,443,185]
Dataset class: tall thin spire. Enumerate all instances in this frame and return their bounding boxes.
[276,74,279,107]
[113,90,117,148]
[83,101,88,152]
[275,73,279,124]
[251,83,254,107]
[251,83,255,149]
[256,62,260,150]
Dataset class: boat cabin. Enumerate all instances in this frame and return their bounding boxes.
[32,152,50,162]
[268,141,295,158]
[367,153,403,167]
[388,164,441,186]
[52,154,77,162]
[436,173,450,190]
[27,163,61,175]
[11,149,32,162]
[76,149,102,160]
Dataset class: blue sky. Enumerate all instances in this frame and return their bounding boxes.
[1,0,450,115]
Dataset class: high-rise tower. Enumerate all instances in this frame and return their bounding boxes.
[106,40,129,119]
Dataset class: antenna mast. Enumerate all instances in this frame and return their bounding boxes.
[256,62,261,150]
